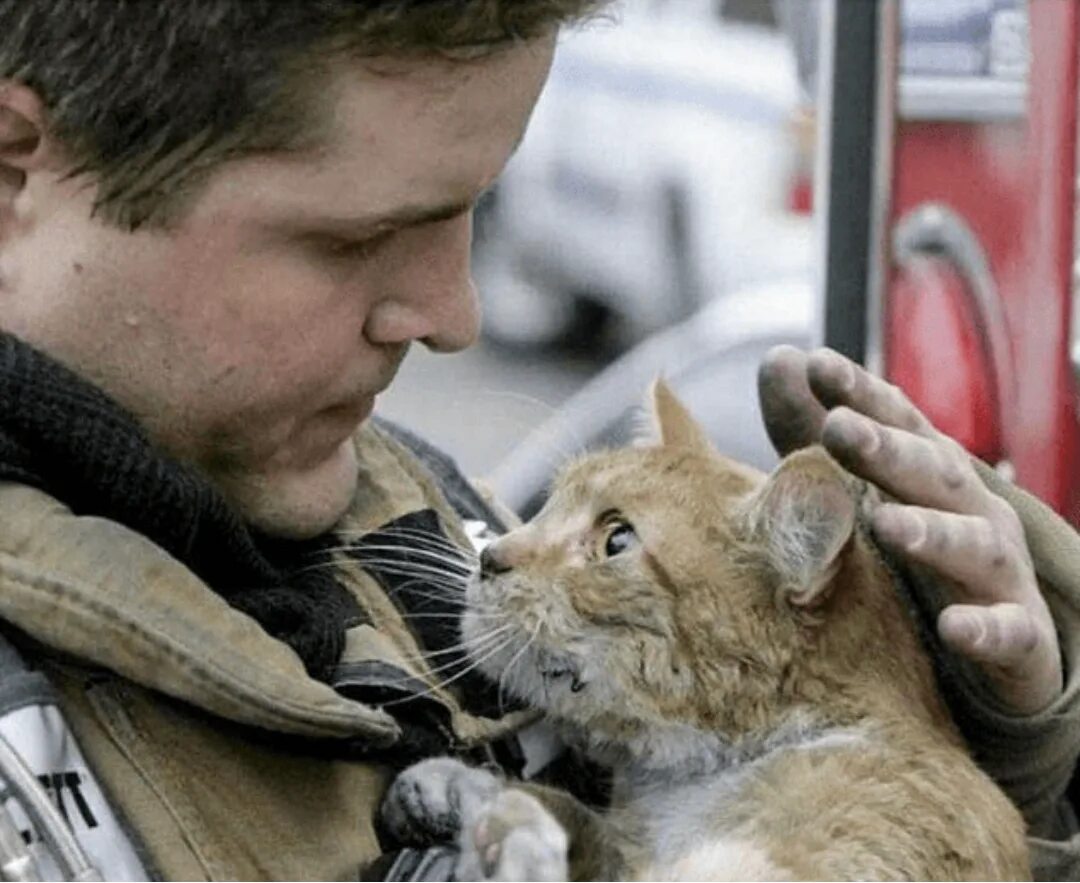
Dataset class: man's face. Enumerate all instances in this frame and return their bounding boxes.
[0,37,555,537]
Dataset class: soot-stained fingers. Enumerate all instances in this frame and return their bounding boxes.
[820,407,996,518]
[938,601,1042,667]
[872,498,1059,710]
[872,504,1032,605]
[758,345,829,455]
[807,347,934,437]
[938,594,1062,714]
[762,346,1062,713]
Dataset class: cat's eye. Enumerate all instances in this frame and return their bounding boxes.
[604,522,638,557]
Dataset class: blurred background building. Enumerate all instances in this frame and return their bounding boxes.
[379,0,1079,524]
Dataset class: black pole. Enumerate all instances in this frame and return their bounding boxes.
[821,0,881,363]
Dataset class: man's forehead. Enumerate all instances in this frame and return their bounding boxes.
[196,36,552,232]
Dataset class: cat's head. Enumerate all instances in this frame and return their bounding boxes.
[463,382,914,765]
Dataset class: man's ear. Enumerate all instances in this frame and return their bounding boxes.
[746,446,856,608]
[0,83,52,204]
[647,378,712,453]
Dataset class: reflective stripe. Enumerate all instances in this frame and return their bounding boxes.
[0,704,146,881]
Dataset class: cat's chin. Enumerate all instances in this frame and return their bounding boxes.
[554,714,732,781]
[460,597,591,711]
[475,650,584,714]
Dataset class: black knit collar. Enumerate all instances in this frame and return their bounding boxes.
[0,332,359,680]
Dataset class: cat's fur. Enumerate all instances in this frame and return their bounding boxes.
[387,382,1029,880]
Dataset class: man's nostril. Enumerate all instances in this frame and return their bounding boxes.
[479,545,512,579]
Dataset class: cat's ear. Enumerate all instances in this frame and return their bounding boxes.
[649,379,711,452]
[747,448,856,608]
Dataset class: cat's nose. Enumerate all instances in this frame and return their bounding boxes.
[479,544,512,579]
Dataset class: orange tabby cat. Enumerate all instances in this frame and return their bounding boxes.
[383,381,1029,881]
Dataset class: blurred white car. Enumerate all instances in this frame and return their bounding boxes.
[475,0,813,350]
[491,276,813,516]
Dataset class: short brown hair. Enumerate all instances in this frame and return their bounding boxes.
[1,0,605,229]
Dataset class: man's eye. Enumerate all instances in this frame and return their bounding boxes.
[604,522,638,557]
[321,231,392,260]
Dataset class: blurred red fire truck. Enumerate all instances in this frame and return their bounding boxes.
[819,0,1080,524]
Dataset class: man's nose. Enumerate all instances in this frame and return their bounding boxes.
[363,215,481,353]
[422,275,481,353]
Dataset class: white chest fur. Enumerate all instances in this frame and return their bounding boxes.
[620,726,871,881]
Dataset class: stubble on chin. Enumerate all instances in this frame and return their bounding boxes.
[205,439,362,539]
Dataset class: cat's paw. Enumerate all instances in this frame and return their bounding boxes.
[380,757,500,847]
[456,788,569,882]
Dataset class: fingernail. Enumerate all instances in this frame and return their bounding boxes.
[958,613,986,647]
[820,349,856,391]
[835,411,879,455]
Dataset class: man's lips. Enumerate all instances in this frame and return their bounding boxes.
[319,395,375,427]
[272,352,403,471]
[280,395,375,469]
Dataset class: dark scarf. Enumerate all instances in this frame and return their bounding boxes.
[0,333,359,681]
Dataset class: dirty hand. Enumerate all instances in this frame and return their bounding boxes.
[758,345,1062,714]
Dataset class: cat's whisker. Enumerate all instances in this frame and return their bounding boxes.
[311,545,461,566]
[294,557,467,582]
[381,570,469,588]
[379,632,518,706]
[343,563,471,590]
[346,543,474,570]
[396,611,502,623]
[377,572,473,593]
[496,621,540,713]
[402,625,513,677]
[301,539,474,573]
[397,623,512,662]
[393,644,501,682]
[377,576,469,598]
[382,586,502,621]
[367,527,478,553]
[336,524,474,547]
[396,610,503,628]
[325,553,474,580]
[345,551,470,572]
[333,529,478,563]
[382,580,480,606]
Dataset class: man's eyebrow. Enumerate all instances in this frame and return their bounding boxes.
[372,198,476,229]
[307,194,482,236]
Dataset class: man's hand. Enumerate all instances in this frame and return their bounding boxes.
[759,345,1063,714]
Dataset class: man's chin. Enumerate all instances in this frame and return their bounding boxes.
[213,439,361,539]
